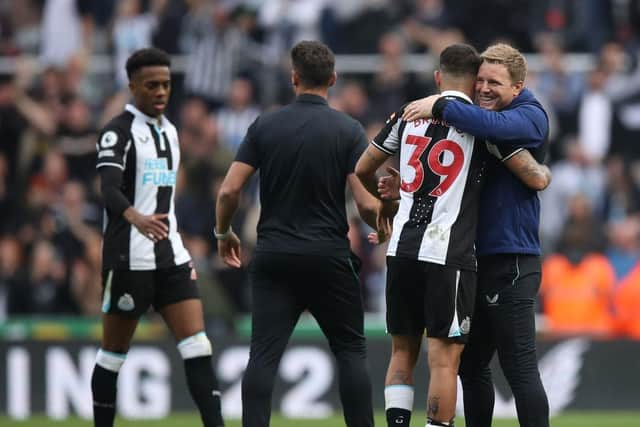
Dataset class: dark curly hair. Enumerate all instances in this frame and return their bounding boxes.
[291,41,335,88]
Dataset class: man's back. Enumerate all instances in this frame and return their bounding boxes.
[372,92,486,271]
[235,94,368,256]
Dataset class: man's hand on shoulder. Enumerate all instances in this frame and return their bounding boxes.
[401,95,441,122]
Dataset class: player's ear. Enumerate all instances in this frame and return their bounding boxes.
[291,69,299,87]
[434,70,441,89]
[328,71,337,87]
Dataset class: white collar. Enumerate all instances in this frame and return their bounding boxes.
[125,104,166,128]
[440,90,473,104]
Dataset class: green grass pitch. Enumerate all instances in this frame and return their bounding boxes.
[1,412,639,426]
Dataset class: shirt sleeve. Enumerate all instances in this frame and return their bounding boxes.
[235,117,261,168]
[99,165,131,216]
[347,121,369,173]
[96,126,131,170]
[485,142,524,162]
[434,99,548,148]
[371,107,406,155]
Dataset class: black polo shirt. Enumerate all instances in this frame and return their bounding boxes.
[235,93,369,256]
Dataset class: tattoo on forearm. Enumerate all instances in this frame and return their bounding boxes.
[516,156,545,180]
[427,396,440,418]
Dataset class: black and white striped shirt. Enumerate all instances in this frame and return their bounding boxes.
[96,104,190,270]
[372,91,485,271]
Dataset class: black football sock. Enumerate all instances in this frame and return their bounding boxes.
[184,355,224,427]
[91,364,118,427]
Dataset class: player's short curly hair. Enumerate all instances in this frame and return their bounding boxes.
[481,43,527,83]
[126,47,171,80]
[439,43,482,78]
[291,41,335,88]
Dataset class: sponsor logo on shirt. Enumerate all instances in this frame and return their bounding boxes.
[141,158,176,186]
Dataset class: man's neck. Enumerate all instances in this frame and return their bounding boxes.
[294,86,329,99]
[439,85,474,100]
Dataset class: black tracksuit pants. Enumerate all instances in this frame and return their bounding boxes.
[241,252,374,427]
[459,254,550,427]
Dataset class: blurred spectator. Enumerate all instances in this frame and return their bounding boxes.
[411,0,451,31]
[529,0,614,53]
[8,239,73,314]
[69,232,102,316]
[370,32,431,118]
[51,180,102,262]
[150,2,185,53]
[541,196,614,335]
[0,71,57,193]
[182,236,235,332]
[216,77,260,153]
[183,2,262,108]
[8,0,40,54]
[0,153,11,224]
[333,80,373,126]
[40,0,94,66]
[613,261,640,338]
[540,140,606,252]
[598,42,631,101]
[605,217,640,280]
[403,0,457,54]
[112,0,160,88]
[322,0,396,54]
[598,155,640,224]
[578,66,612,163]
[541,251,615,336]
[257,0,325,55]
[178,0,211,53]
[557,194,607,257]
[451,0,532,51]
[0,236,25,321]
[54,96,98,181]
[531,33,585,137]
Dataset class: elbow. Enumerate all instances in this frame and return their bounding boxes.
[354,161,367,182]
[355,199,377,228]
[532,179,547,191]
[356,198,377,219]
[217,184,241,205]
[537,167,552,191]
[531,174,550,191]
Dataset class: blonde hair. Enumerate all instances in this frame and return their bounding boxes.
[481,43,527,83]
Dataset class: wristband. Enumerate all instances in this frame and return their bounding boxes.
[214,226,233,240]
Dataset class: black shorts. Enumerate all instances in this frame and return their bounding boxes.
[386,256,476,343]
[100,262,200,317]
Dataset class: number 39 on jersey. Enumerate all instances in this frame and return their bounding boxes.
[401,135,464,196]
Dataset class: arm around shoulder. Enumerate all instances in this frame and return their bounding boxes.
[442,101,548,146]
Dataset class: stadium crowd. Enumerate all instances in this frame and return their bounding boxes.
[1,0,640,338]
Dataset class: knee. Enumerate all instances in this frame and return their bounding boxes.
[427,341,463,372]
[390,338,421,364]
[177,331,212,360]
[94,349,127,373]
